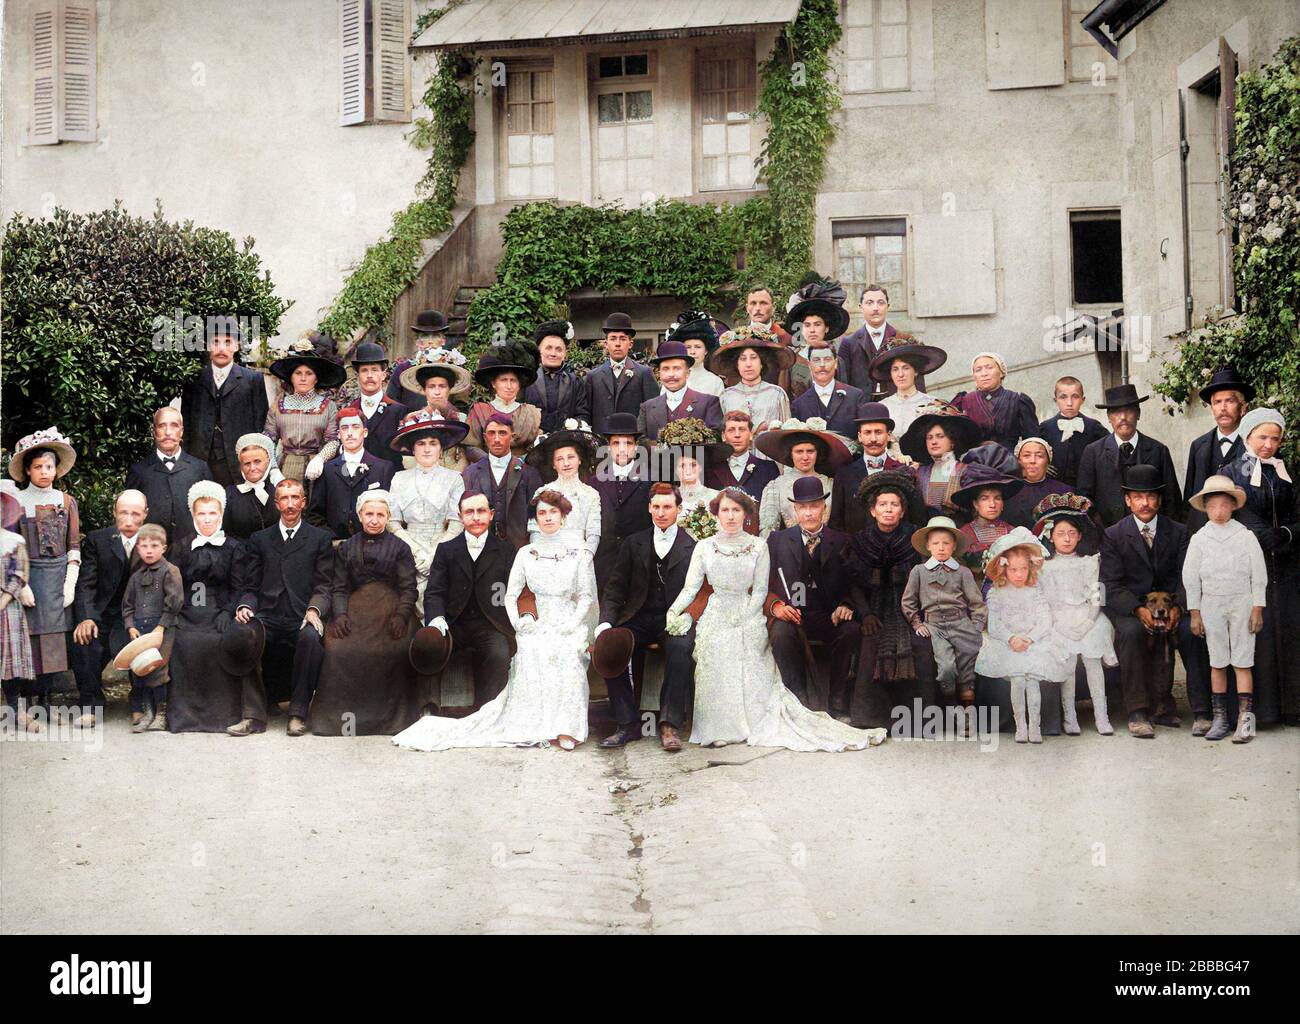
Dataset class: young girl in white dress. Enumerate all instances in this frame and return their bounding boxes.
[386,411,469,604]
[975,527,1067,743]
[665,488,886,751]
[1033,493,1116,735]
[392,490,596,752]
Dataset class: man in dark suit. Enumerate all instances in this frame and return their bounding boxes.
[234,479,333,736]
[348,335,407,470]
[590,413,654,582]
[636,339,723,441]
[584,312,658,432]
[181,324,269,487]
[835,285,917,397]
[790,347,865,436]
[422,490,516,706]
[125,406,213,542]
[829,403,909,535]
[1100,465,1208,739]
[764,476,866,719]
[306,408,396,540]
[461,412,542,550]
[1183,366,1252,533]
[524,320,591,432]
[1076,384,1182,527]
[705,411,779,534]
[1037,375,1108,487]
[596,483,697,751]
[69,489,147,727]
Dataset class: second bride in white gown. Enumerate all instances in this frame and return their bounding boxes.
[392,489,596,752]
[666,488,887,751]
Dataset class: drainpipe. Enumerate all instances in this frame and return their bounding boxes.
[1178,90,1193,335]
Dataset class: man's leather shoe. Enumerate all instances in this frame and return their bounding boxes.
[226,718,266,737]
[1151,703,1182,728]
[599,725,639,749]
[1128,711,1155,739]
[287,716,308,737]
[659,724,682,752]
[1191,715,1212,737]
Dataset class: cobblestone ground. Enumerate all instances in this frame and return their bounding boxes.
[2,704,1296,934]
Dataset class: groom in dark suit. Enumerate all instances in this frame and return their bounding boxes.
[764,476,866,719]
[584,312,658,431]
[789,347,865,437]
[181,324,269,487]
[596,483,698,751]
[422,491,517,706]
[636,339,723,441]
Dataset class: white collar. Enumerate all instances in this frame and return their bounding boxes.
[121,533,138,552]
[211,363,232,386]
[279,520,302,540]
[863,451,887,467]
[465,530,488,549]
[157,448,180,463]
[492,398,520,413]
[359,391,383,410]
[1216,429,1240,443]
[866,323,887,338]
[654,523,678,544]
[488,452,512,469]
[1133,515,1157,536]
[813,379,837,399]
[1115,430,1142,448]
[925,556,961,570]
[342,448,365,464]
[610,461,634,480]
[191,531,227,549]
[729,450,749,466]
[664,386,687,406]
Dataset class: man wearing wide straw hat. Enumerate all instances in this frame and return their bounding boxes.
[1077,382,1181,527]
[1183,365,1253,533]
[584,312,658,434]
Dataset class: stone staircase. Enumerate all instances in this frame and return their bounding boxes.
[445,284,488,348]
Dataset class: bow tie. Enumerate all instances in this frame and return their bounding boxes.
[160,456,177,470]
[865,455,885,468]
[1057,418,1084,440]
[1218,436,1238,456]
[192,533,226,549]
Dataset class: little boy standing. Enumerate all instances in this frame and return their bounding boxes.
[121,523,182,732]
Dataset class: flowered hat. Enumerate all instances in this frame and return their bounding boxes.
[390,409,470,454]
[526,419,601,478]
[754,417,854,474]
[8,427,77,483]
[705,323,797,378]
[532,319,575,346]
[1030,492,1100,552]
[398,345,472,396]
[268,332,347,389]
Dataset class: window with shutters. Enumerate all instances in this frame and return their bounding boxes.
[1066,0,1117,83]
[840,0,911,93]
[499,62,556,199]
[833,219,908,315]
[696,49,756,192]
[29,0,97,145]
[339,0,410,126]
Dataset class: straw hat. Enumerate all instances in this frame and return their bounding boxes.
[8,427,76,483]
[1188,473,1247,512]
[910,515,968,558]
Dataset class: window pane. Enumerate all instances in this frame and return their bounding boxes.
[599,56,623,78]
[624,53,648,76]
[507,103,531,133]
[875,254,903,282]
[532,70,553,101]
[507,71,530,100]
[879,0,909,24]
[532,100,554,134]
[598,93,624,124]
[702,91,725,123]
[875,235,903,254]
[626,90,653,121]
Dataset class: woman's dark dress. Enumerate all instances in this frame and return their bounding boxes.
[223,484,279,539]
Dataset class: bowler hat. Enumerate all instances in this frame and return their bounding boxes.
[601,412,641,440]
[1121,464,1165,492]
[592,627,635,679]
[350,336,389,368]
[852,402,896,432]
[409,625,453,675]
[790,476,831,503]
[412,310,449,334]
[218,618,266,676]
[649,340,695,367]
[602,312,636,336]
[1095,383,1150,410]
[1198,366,1256,404]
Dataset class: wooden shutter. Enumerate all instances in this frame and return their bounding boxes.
[339,0,366,125]
[59,0,97,142]
[31,1,59,145]
[1217,36,1238,312]
[985,0,1066,90]
[373,0,410,123]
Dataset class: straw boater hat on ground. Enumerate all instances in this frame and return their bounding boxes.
[705,324,798,379]
[911,515,968,557]
[867,340,948,384]
[754,417,854,474]
[474,340,540,390]
[526,419,601,477]
[1188,473,1248,512]
[398,346,472,397]
[899,402,982,464]
[113,629,169,678]
[410,624,453,676]
[269,332,347,389]
[8,427,77,483]
[784,278,850,340]
[857,468,925,525]
[390,409,470,454]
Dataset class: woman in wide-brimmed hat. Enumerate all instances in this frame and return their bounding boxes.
[784,277,851,345]
[9,427,81,730]
[387,410,472,604]
[264,332,345,484]
[524,420,603,556]
[465,340,543,459]
[754,418,852,536]
[666,311,726,398]
[709,325,795,431]
[398,345,473,411]
[950,351,1039,452]
[899,403,982,516]
[870,341,947,437]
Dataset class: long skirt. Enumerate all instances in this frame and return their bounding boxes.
[310,582,421,736]
[1253,575,1300,724]
[167,622,247,733]
[1,596,34,681]
[25,555,70,674]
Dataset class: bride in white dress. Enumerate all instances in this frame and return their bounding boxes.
[392,489,595,752]
[665,488,887,751]
[525,424,602,556]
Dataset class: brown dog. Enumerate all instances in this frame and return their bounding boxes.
[1143,590,1178,685]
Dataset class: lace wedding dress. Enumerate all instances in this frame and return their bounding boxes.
[388,464,465,603]
[528,476,602,556]
[392,534,595,751]
[668,532,887,751]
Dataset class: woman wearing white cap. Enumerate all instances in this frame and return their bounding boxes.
[223,433,284,539]
[950,352,1038,452]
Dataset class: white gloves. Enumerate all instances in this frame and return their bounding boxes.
[19,585,36,608]
[304,455,325,481]
[664,611,692,636]
[63,561,80,608]
[515,614,538,635]
[429,616,449,636]
[594,622,611,638]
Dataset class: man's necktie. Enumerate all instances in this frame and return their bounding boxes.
[285,528,296,543]
[805,534,820,558]
[1120,442,1135,464]
[1141,524,1153,550]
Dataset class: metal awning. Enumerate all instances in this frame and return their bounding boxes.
[413,0,801,50]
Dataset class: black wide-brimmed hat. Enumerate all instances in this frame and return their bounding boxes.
[649,340,695,367]
[410,625,453,675]
[754,422,853,474]
[857,468,925,524]
[532,319,575,346]
[602,312,636,336]
[1198,365,1256,404]
[665,311,719,351]
[899,404,981,463]
[784,278,850,340]
[474,340,540,390]
[1095,383,1150,410]
[592,627,635,678]
[270,333,347,390]
[526,422,602,477]
[867,341,948,383]
[218,618,266,676]
[852,401,896,431]
[412,310,449,334]
[949,463,1025,509]
[1031,492,1101,548]
[1121,464,1165,492]
[390,410,470,454]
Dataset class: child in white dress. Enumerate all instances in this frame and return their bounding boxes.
[1184,475,1268,743]
[975,527,1066,743]
[1033,493,1116,735]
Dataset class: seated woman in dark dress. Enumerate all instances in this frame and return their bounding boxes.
[168,481,264,733]
[310,489,422,736]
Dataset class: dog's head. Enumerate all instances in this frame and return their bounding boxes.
[1144,591,1176,629]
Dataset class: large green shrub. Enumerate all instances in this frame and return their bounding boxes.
[2,202,289,528]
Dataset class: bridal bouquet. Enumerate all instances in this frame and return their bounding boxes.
[680,504,719,541]
[657,417,719,449]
